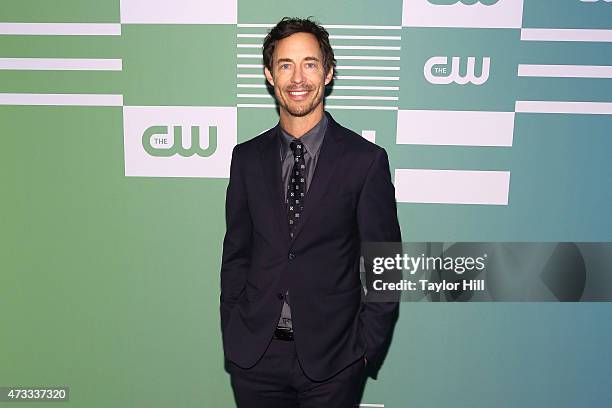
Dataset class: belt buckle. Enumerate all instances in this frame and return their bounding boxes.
[274,326,294,341]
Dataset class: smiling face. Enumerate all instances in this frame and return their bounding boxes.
[264,32,334,119]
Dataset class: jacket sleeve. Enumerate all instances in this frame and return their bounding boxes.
[220,144,252,332]
[357,147,402,374]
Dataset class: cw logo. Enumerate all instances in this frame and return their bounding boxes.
[424,56,491,85]
[427,0,500,4]
[142,125,217,157]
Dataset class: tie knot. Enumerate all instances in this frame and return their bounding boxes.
[289,140,304,157]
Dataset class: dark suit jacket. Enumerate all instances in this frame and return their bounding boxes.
[220,110,401,381]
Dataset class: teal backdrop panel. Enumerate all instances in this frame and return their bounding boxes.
[1,0,612,407]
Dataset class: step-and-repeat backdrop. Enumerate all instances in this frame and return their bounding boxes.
[3,1,612,407]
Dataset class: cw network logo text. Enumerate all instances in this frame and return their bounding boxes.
[123,106,236,178]
[424,56,491,85]
[142,125,217,157]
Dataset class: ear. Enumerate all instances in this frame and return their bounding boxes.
[324,66,334,86]
[264,67,275,87]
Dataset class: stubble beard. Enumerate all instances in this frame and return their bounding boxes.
[277,86,323,118]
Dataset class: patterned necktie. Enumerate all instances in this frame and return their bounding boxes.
[287,140,306,238]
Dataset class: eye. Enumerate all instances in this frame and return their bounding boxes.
[306,62,317,68]
[280,63,291,70]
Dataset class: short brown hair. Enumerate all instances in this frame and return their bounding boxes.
[263,17,336,76]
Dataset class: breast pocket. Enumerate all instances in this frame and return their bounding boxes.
[313,189,358,232]
[319,189,356,212]
[321,187,356,207]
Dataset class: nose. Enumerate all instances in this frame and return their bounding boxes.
[291,65,304,84]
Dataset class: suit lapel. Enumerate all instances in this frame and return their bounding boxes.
[258,125,291,246]
[289,112,345,245]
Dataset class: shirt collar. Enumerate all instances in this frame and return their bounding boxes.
[278,113,328,159]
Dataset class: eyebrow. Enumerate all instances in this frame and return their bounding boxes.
[276,56,321,65]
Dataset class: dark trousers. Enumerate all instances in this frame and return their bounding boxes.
[227,338,367,408]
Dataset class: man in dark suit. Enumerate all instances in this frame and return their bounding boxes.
[220,17,401,407]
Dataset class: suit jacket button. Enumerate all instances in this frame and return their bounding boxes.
[288,252,296,260]
[277,293,284,300]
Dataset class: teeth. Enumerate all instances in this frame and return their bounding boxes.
[289,91,308,96]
